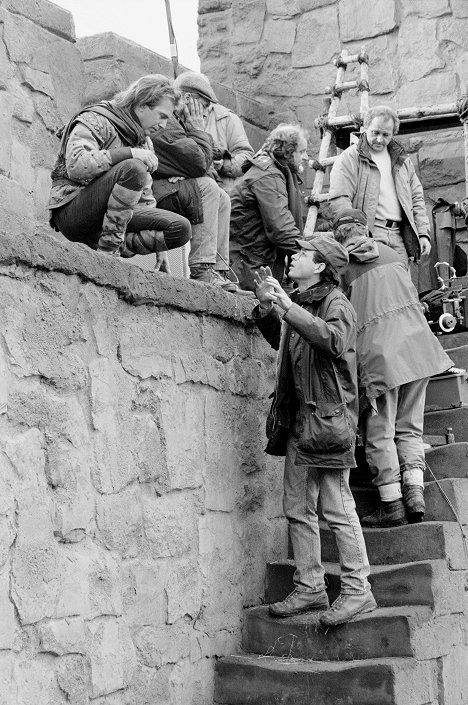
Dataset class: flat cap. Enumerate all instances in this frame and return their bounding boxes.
[295,233,349,273]
[173,71,218,104]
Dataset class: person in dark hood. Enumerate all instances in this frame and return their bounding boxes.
[253,234,376,627]
[334,209,453,527]
[229,124,309,292]
[328,105,431,264]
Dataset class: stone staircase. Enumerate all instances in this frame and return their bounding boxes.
[214,334,468,705]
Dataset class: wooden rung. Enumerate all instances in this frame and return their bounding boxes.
[333,50,367,67]
[312,156,337,169]
[325,102,459,129]
[325,80,359,94]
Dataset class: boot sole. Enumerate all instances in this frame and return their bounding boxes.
[269,603,330,618]
[319,602,377,628]
[407,511,425,524]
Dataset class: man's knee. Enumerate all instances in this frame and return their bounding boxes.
[163,213,191,248]
[196,176,220,201]
[115,158,148,191]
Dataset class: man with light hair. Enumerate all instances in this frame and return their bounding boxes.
[49,74,191,263]
[173,71,254,193]
[229,124,309,292]
[329,105,431,263]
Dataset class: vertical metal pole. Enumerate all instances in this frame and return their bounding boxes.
[164,0,178,79]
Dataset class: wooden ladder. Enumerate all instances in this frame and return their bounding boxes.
[304,47,370,236]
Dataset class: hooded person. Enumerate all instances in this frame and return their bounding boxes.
[334,209,453,527]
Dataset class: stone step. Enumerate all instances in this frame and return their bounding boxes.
[424,442,468,479]
[444,344,468,370]
[424,407,468,442]
[320,520,467,568]
[264,559,464,616]
[242,604,463,662]
[214,654,437,705]
[425,372,468,411]
[440,332,468,350]
[349,478,468,524]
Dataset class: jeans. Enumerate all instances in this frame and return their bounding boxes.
[53,160,191,253]
[189,176,230,270]
[372,223,408,262]
[283,435,371,595]
[364,378,429,500]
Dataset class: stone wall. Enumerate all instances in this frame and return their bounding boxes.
[0,0,83,238]
[198,0,468,204]
[0,230,285,705]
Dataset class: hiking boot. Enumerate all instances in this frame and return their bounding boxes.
[320,591,377,627]
[403,484,425,524]
[360,499,408,528]
[216,271,255,296]
[269,589,329,618]
[190,264,238,292]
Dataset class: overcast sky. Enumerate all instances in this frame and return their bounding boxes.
[52,0,201,70]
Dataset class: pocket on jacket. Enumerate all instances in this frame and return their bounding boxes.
[298,402,354,455]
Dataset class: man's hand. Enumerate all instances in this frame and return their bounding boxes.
[265,276,293,312]
[168,176,185,183]
[184,95,206,131]
[155,251,170,274]
[420,236,431,257]
[131,148,159,173]
[253,266,275,311]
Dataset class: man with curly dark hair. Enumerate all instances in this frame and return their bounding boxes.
[229,124,309,292]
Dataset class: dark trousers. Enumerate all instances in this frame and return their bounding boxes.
[53,160,191,252]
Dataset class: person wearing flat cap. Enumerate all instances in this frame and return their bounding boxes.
[173,71,254,194]
[252,234,376,627]
[334,209,453,528]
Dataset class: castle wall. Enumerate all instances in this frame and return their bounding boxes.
[0,2,285,703]
[198,0,468,205]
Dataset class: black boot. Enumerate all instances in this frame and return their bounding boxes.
[361,499,408,527]
[403,485,425,523]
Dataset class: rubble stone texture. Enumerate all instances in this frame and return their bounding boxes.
[0,227,287,705]
[0,2,283,703]
[198,0,468,206]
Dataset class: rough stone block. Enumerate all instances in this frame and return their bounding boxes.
[400,0,450,17]
[232,0,266,44]
[264,17,296,54]
[37,617,86,656]
[236,92,273,129]
[2,0,75,40]
[133,623,193,668]
[398,18,444,81]
[96,487,144,558]
[10,140,34,193]
[0,175,34,236]
[165,558,202,624]
[122,558,169,627]
[418,138,464,188]
[266,0,300,16]
[292,6,339,67]
[199,0,232,13]
[452,0,468,17]
[14,656,65,705]
[244,121,268,151]
[339,0,397,41]
[55,654,90,705]
[395,71,458,108]
[86,617,137,698]
[20,66,54,97]
[142,489,198,559]
[0,567,16,649]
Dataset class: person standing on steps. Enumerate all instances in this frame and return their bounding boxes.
[49,74,191,263]
[328,104,432,265]
[253,234,376,627]
[333,209,453,528]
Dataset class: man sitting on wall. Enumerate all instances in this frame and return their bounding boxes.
[253,235,376,627]
[150,89,243,292]
[173,71,254,194]
[229,124,309,292]
[333,209,453,527]
[48,74,190,264]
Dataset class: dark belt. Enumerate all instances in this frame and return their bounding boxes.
[376,219,401,228]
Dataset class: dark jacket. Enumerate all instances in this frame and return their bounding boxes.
[229,153,304,291]
[150,114,214,224]
[254,282,358,469]
[329,134,429,260]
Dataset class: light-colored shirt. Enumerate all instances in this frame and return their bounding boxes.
[371,148,402,222]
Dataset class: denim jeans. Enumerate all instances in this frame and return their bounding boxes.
[364,378,429,500]
[53,160,191,253]
[189,176,230,270]
[283,435,371,595]
[372,224,408,262]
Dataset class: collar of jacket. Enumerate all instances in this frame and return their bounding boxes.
[357,133,407,168]
[291,281,336,305]
[209,103,232,120]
